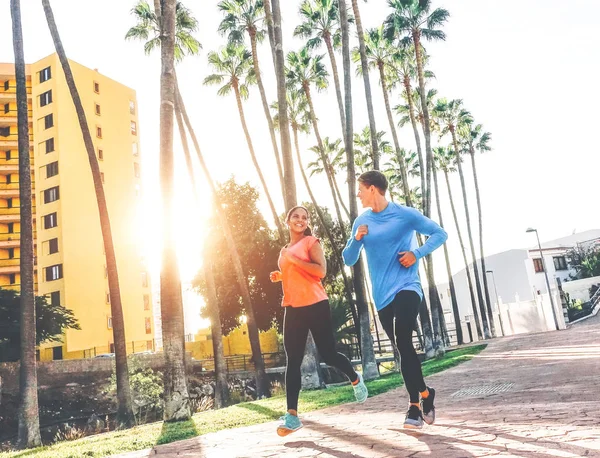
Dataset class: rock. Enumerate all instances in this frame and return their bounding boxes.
[86,413,105,434]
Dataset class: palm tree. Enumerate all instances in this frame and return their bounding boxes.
[42,0,136,426]
[270,0,296,210]
[384,0,449,218]
[294,0,347,135]
[350,0,379,169]
[339,0,378,379]
[355,27,411,204]
[125,0,201,62]
[218,0,287,206]
[11,0,41,448]
[461,123,495,337]
[353,127,392,173]
[431,147,463,344]
[435,147,483,340]
[434,98,491,339]
[204,44,285,242]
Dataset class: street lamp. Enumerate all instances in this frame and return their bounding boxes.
[486,270,505,336]
[526,228,560,331]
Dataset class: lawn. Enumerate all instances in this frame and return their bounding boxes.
[2,344,486,458]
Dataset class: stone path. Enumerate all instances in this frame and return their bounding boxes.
[114,314,600,457]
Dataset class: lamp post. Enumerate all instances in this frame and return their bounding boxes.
[486,270,505,336]
[526,228,560,331]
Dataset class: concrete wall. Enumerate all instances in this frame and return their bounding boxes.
[562,276,600,302]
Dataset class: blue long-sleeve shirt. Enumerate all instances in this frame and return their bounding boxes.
[342,202,448,311]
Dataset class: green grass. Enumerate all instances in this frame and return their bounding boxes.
[2,344,486,458]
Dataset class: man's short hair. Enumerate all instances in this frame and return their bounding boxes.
[358,170,388,194]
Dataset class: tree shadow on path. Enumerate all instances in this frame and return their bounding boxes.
[285,440,366,458]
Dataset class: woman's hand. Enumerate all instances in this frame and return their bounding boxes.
[269,271,282,282]
[280,247,297,264]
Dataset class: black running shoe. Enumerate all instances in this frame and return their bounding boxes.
[422,387,436,425]
[404,404,423,429]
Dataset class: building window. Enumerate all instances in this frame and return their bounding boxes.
[52,346,63,360]
[44,186,60,203]
[39,66,51,83]
[44,114,54,129]
[7,223,14,234]
[40,90,52,107]
[132,142,138,156]
[100,172,105,183]
[107,316,112,329]
[8,248,15,259]
[145,317,152,334]
[6,198,12,209]
[3,103,9,114]
[3,81,8,91]
[95,103,101,116]
[106,293,110,304]
[130,121,137,136]
[141,272,148,288]
[46,161,59,178]
[45,137,55,153]
[44,212,58,229]
[143,294,150,311]
[5,151,11,160]
[94,81,100,94]
[48,238,59,254]
[5,175,11,184]
[98,148,104,160]
[133,162,140,178]
[50,291,60,306]
[9,273,16,285]
[129,100,136,115]
[96,126,102,138]
[553,256,568,271]
[45,263,63,281]
[533,258,544,273]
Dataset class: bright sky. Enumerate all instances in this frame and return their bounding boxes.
[1,0,598,331]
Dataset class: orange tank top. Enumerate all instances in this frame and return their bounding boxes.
[279,235,328,307]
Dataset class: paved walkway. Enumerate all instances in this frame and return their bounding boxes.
[115,314,600,457]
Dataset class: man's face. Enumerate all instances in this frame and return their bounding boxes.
[357,181,374,208]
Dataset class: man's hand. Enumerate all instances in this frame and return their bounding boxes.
[355,225,369,241]
[398,251,417,268]
[269,271,282,282]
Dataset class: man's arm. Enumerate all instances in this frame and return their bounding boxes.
[342,220,364,266]
[408,208,448,259]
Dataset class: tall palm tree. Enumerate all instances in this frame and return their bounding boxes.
[11,0,41,448]
[339,0,378,379]
[42,0,136,426]
[435,147,483,340]
[435,98,491,338]
[204,44,285,241]
[461,123,495,336]
[294,0,346,135]
[353,127,391,173]
[286,48,347,233]
[218,0,286,205]
[270,0,296,210]
[350,0,379,168]
[355,27,411,204]
[384,0,449,218]
[307,138,350,219]
[431,147,462,344]
[125,0,201,62]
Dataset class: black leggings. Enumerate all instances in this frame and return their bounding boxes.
[378,290,427,403]
[284,300,358,411]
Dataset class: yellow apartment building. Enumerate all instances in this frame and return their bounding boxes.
[0,54,153,360]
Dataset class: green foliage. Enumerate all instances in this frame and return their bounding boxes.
[0,289,80,362]
[566,245,600,280]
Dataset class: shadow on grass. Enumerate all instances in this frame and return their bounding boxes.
[236,402,281,420]
[156,418,199,446]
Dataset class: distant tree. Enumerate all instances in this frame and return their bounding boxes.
[566,245,600,280]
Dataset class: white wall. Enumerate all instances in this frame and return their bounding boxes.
[562,276,600,302]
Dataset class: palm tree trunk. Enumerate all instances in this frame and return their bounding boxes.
[470,150,496,337]
[378,64,411,205]
[262,0,277,70]
[339,0,378,380]
[451,129,490,339]
[270,0,296,211]
[293,126,359,333]
[174,87,271,398]
[42,0,135,426]
[324,34,346,135]
[351,0,379,169]
[330,164,351,219]
[412,35,432,218]
[248,31,286,206]
[432,165,463,344]
[204,256,230,409]
[304,86,346,238]
[443,169,483,340]
[403,78,426,209]
[12,0,41,448]
[232,82,286,241]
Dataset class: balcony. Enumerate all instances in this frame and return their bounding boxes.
[0,133,34,149]
[0,109,33,127]
[0,232,38,249]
